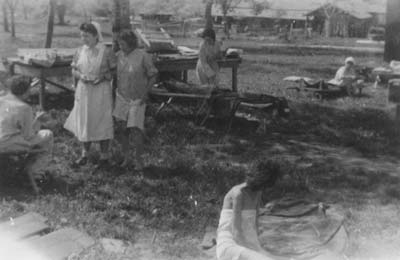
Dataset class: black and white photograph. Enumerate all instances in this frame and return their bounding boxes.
[0,0,397,259]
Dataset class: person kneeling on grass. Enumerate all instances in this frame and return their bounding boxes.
[113,31,158,170]
[0,75,53,164]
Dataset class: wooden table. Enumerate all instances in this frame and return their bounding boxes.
[155,57,242,92]
[7,56,241,110]
[8,59,73,110]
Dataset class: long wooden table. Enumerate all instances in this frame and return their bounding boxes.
[8,60,72,110]
[8,56,241,110]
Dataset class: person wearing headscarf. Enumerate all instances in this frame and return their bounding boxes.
[330,56,364,95]
[196,28,222,86]
[64,22,117,168]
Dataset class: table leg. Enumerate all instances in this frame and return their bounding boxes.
[39,78,46,110]
[232,65,238,92]
[183,70,188,82]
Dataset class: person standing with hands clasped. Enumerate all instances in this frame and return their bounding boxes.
[113,31,158,170]
[64,22,116,168]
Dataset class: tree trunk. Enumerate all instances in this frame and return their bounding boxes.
[324,17,331,38]
[45,0,55,48]
[222,14,230,38]
[2,3,9,32]
[22,0,27,19]
[384,0,400,61]
[10,7,15,37]
[57,2,66,25]
[205,0,213,30]
[112,0,130,52]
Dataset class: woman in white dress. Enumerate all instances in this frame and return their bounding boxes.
[217,160,282,260]
[64,22,116,167]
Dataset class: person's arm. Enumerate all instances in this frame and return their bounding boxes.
[94,48,117,85]
[232,191,245,244]
[141,53,158,103]
[215,41,223,60]
[20,106,35,141]
[71,48,82,87]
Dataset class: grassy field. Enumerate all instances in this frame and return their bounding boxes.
[0,17,400,260]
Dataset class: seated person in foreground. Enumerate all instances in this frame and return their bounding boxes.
[329,56,364,94]
[216,160,282,260]
[0,76,53,154]
[217,160,344,260]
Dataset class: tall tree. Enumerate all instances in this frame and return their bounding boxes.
[204,0,213,30]
[384,0,400,61]
[45,0,56,48]
[112,0,131,52]
[2,1,9,32]
[5,0,18,37]
[56,0,67,25]
[321,3,339,38]
[21,0,28,19]
[216,0,241,37]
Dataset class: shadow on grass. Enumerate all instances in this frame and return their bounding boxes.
[270,102,400,158]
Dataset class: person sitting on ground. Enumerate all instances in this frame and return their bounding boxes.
[0,75,53,154]
[216,160,282,260]
[329,56,364,95]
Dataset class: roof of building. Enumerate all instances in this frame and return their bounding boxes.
[212,0,386,20]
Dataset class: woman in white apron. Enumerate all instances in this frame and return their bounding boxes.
[64,22,116,167]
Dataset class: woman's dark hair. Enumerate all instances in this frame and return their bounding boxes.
[6,75,31,96]
[79,23,98,37]
[245,160,282,191]
[117,31,138,49]
[202,28,216,41]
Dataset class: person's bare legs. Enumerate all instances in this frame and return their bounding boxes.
[73,142,90,166]
[99,140,110,161]
[130,127,145,170]
[120,128,133,167]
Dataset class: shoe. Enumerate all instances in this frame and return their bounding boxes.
[74,156,87,166]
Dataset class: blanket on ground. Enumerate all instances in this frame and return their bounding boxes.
[258,199,347,260]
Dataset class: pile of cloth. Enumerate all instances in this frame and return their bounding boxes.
[258,199,347,260]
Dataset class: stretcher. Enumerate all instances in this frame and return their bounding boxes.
[150,82,289,133]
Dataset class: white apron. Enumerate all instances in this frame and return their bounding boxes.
[64,44,114,142]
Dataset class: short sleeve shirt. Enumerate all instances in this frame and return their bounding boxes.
[116,49,158,101]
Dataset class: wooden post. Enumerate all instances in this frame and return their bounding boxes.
[396,104,400,122]
[183,70,188,82]
[384,0,400,61]
[39,76,46,110]
[232,65,238,92]
[45,0,55,48]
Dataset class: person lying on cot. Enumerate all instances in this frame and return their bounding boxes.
[0,75,53,154]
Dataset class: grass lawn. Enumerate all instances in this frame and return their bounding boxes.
[0,17,400,260]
